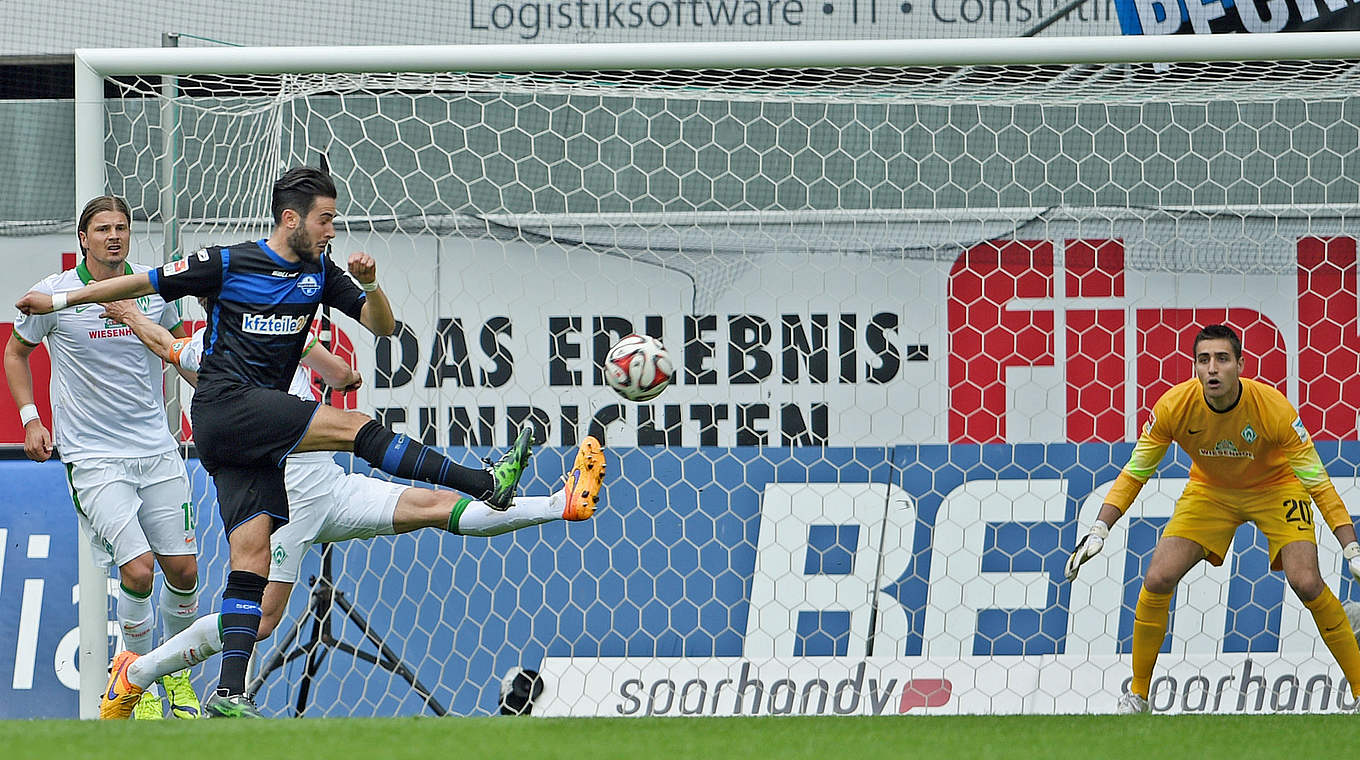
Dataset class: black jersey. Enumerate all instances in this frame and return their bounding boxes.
[149,239,366,393]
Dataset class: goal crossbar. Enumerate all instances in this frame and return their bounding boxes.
[73,31,1360,75]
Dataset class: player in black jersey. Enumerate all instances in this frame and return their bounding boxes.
[17,167,536,717]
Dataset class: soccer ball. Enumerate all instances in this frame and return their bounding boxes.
[603,334,674,402]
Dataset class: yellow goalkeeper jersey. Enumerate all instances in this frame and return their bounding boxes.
[1104,377,1351,531]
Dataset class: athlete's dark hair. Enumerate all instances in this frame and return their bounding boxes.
[271,166,336,226]
[77,195,131,256]
[1192,324,1242,360]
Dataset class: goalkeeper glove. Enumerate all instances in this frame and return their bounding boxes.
[1065,520,1110,581]
[1344,542,1360,581]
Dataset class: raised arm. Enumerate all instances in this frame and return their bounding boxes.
[15,272,153,315]
[347,252,395,336]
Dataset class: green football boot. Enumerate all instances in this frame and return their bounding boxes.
[162,670,201,719]
[485,422,534,511]
[132,690,164,720]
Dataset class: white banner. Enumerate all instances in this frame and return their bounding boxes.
[536,653,1356,715]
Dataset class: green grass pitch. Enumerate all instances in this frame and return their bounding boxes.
[0,715,1354,760]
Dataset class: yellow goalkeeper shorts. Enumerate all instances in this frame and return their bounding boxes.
[1163,481,1317,570]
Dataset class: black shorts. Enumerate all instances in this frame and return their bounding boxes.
[192,381,320,535]
[192,382,320,472]
[212,464,289,536]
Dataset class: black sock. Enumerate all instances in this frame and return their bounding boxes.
[354,420,493,498]
[217,570,267,696]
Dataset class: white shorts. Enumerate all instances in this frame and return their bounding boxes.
[269,467,405,584]
[64,452,195,569]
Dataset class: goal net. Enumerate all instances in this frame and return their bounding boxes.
[80,35,1360,717]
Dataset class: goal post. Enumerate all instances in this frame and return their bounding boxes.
[72,32,1360,718]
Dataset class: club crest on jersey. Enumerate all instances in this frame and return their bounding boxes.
[297,274,320,297]
[241,313,308,335]
[1241,424,1257,444]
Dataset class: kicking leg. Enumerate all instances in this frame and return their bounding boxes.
[297,405,533,510]
[395,436,607,535]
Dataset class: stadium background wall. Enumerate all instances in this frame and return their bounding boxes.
[5,225,1360,715]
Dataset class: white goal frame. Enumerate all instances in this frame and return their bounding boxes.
[71,31,1360,718]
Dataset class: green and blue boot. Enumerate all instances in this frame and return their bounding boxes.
[485,422,534,511]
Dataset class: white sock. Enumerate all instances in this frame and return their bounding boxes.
[160,581,200,640]
[128,613,223,690]
[453,494,563,536]
[118,584,155,655]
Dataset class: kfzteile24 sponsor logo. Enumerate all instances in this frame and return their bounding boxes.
[241,313,308,335]
[614,662,952,716]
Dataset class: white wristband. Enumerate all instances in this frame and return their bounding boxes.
[1090,520,1111,539]
[1344,542,1360,560]
[18,403,39,427]
[50,292,68,311]
[360,280,379,292]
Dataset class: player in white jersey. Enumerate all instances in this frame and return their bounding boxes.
[2,196,201,719]
[96,301,604,717]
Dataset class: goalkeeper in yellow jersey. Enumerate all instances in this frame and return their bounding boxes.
[1065,324,1360,714]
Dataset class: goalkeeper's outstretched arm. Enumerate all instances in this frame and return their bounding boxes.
[1066,414,1171,581]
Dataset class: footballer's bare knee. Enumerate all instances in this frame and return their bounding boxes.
[297,406,372,452]
[1142,537,1202,594]
[118,553,155,595]
[1279,541,1325,601]
[156,553,199,590]
[1284,556,1326,601]
[1288,572,1326,602]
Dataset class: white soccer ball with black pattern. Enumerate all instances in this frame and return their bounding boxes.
[604,334,674,402]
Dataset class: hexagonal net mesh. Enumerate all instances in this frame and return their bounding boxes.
[91,54,1360,716]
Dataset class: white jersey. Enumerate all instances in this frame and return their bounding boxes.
[178,330,340,494]
[14,263,181,462]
